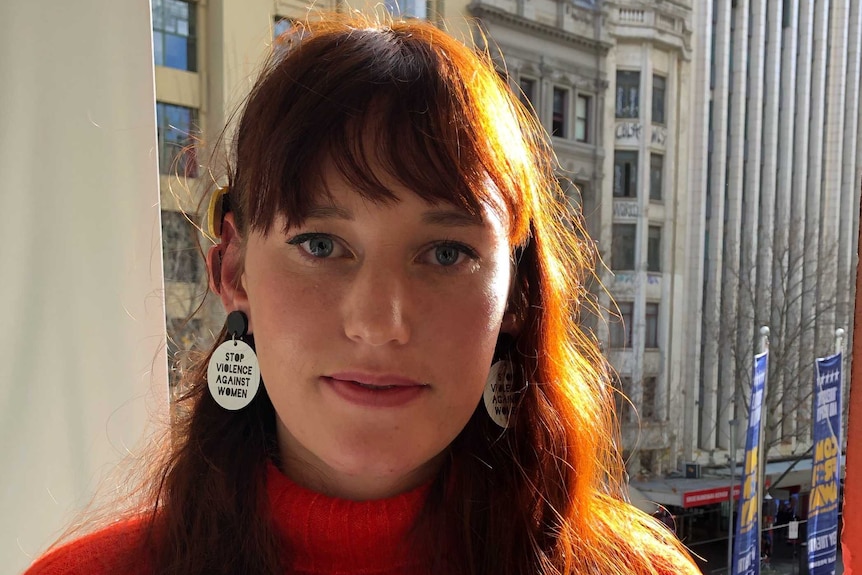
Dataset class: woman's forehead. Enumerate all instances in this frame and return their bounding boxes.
[289,182,508,230]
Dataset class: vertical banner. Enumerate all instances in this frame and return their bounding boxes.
[808,352,843,575]
[733,351,768,575]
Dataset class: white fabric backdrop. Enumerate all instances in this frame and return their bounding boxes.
[0,2,167,573]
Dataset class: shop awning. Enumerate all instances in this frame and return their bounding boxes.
[630,457,825,509]
[631,477,741,508]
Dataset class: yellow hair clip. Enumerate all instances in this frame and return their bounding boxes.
[207,186,231,240]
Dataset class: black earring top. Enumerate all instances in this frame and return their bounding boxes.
[226,310,249,339]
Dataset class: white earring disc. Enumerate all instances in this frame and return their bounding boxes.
[484,360,515,428]
[207,339,261,410]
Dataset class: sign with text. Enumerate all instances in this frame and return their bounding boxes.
[683,484,741,508]
[732,351,768,575]
[808,352,842,575]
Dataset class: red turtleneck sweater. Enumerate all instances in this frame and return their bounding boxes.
[23,464,432,575]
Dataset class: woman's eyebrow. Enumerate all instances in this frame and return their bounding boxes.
[305,204,354,220]
[422,208,483,227]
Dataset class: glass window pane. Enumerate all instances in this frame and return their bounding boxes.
[612,224,636,270]
[648,226,661,272]
[652,75,666,124]
[152,0,164,30]
[157,103,198,178]
[650,154,663,200]
[162,210,202,283]
[614,151,638,197]
[164,34,188,70]
[616,71,640,118]
[153,0,195,71]
[275,17,292,38]
[576,95,587,118]
[645,303,659,348]
[552,87,568,138]
[153,31,164,66]
[519,77,536,111]
[642,378,657,419]
[610,302,634,348]
[575,95,589,142]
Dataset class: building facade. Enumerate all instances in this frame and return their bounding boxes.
[598,1,695,479]
[686,0,862,469]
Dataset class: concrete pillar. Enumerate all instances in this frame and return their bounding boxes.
[734,0,767,452]
[718,0,750,450]
[817,0,849,347]
[757,0,782,448]
[701,0,733,451]
[787,0,813,446]
[683,0,713,462]
[799,0,830,441]
[838,1,862,328]
[775,0,798,441]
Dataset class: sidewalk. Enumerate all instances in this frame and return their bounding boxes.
[693,540,843,574]
[761,539,843,575]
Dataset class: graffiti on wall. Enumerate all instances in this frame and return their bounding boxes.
[615,121,642,142]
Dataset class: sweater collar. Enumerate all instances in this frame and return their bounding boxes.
[266,462,432,574]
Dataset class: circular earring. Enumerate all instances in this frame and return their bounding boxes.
[483,334,519,428]
[207,311,261,410]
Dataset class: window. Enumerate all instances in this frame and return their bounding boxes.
[613,151,638,197]
[552,87,569,138]
[519,77,537,112]
[650,153,664,201]
[575,94,590,142]
[612,224,636,270]
[614,375,633,422]
[152,0,197,72]
[639,449,655,475]
[652,75,666,124]
[385,0,427,19]
[274,16,292,37]
[647,226,662,272]
[162,210,202,283]
[610,302,633,348]
[642,377,657,420]
[156,102,199,177]
[166,318,203,387]
[645,302,659,348]
[616,71,640,118]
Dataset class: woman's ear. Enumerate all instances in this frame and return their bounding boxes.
[501,310,522,336]
[206,212,249,314]
[501,263,526,336]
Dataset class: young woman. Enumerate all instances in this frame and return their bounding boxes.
[26,13,700,575]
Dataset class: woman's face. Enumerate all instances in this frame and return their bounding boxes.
[235,162,513,500]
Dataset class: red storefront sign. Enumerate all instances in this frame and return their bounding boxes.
[683,485,741,508]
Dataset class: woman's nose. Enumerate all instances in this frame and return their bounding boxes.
[341,263,411,346]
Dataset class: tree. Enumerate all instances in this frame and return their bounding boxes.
[702,230,842,455]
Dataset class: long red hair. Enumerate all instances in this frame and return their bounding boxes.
[144,12,699,575]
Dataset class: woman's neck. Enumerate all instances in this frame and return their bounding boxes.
[276,425,445,500]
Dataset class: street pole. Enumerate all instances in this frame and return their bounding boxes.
[728,417,737,573]
[757,326,770,570]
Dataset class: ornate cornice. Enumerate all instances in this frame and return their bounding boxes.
[468,3,613,54]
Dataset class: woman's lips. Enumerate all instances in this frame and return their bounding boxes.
[322,373,428,408]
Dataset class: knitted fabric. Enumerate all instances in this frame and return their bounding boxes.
[23,463,432,575]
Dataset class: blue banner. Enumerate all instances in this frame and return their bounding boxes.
[733,351,768,575]
[808,352,842,575]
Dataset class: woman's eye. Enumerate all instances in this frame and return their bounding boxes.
[287,233,341,258]
[425,242,477,267]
